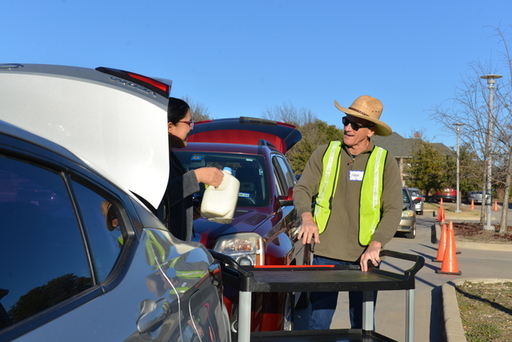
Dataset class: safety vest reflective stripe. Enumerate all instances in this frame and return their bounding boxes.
[314,142,387,245]
[358,147,387,245]
[314,141,342,233]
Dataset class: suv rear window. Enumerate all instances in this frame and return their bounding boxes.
[174,151,269,207]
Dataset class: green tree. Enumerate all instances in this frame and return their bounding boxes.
[407,140,447,197]
[458,142,484,194]
[288,120,342,174]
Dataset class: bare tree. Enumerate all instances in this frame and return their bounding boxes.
[262,103,342,174]
[262,102,316,127]
[492,27,512,234]
[181,95,212,121]
[431,26,511,233]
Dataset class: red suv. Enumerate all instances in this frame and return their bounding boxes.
[173,117,311,333]
[435,188,457,202]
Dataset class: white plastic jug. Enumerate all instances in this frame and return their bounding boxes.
[200,167,240,224]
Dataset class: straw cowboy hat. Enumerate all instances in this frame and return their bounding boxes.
[334,95,392,136]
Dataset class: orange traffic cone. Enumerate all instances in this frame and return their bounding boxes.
[440,198,443,205]
[433,223,447,262]
[436,221,461,275]
[437,205,445,223]
[470,199,475,210]
[493,201,498,211]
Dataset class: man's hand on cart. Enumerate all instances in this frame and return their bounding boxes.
[360,241,382,272]
[297,212,321,245]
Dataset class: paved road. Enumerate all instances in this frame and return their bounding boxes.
[294,213,512,341]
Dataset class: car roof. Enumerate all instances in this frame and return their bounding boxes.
[186,117,302,154]
[0,63,170,208]
[0,120,134,198]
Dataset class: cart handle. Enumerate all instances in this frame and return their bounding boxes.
[210,249,424,278]
[380,249,425,277]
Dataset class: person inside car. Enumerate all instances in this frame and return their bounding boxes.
[158,97,224,241]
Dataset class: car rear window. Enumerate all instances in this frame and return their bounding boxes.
[410,190,421,197]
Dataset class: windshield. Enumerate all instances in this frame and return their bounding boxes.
[173,151,269,207]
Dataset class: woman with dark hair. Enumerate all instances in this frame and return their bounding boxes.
[159,97,224,241]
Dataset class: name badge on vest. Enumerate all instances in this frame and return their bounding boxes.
[349,170,364,181]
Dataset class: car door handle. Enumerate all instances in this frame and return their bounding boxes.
[137,298,169,334]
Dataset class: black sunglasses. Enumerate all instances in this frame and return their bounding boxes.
[342,117,374,131]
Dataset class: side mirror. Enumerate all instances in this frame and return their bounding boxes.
[279,187,294,206]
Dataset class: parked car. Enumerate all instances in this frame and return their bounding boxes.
[173,117,310,332]
[407,187,424,215]
[0,64,230,341]
[395,187,417,239]
[434,188,457,202]
[467,191,491,205]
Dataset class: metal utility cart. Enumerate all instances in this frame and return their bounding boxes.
[211,250,425,342]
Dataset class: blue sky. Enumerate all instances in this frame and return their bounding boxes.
[2,0,511,148]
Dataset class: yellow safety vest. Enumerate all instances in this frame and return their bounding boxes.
[313,141,387,245]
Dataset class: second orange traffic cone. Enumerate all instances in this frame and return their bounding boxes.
[470,199,475,210]
[437,205,445,223]
[493,201,498,211]
[433,223,447,262]
[436,221,461,275]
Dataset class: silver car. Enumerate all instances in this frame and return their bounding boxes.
[467,191,491,205]
[396,188,417,239]
[407,188,424,215]
[0,64,231,341]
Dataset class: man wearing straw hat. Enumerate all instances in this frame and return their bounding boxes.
[293,95,402,330]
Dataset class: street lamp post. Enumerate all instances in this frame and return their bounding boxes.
[480,74,502,231]
[453,123,464,213]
